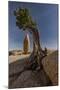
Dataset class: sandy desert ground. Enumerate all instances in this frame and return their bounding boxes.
[9,54,30,63]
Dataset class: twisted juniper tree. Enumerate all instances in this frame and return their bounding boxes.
[14,8,45,69]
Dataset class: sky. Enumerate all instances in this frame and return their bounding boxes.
[8,1,58,50]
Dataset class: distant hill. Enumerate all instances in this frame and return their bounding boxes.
[9,50,31,56]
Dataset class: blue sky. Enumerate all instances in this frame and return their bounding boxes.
[8,1,58,50]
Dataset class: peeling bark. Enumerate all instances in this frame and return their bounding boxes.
[28,28,45,69]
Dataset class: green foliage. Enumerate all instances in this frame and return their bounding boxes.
[14,8,37,30]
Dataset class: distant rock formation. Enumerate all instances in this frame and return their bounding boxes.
[23,34,30,54]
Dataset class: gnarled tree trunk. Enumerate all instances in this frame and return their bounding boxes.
[29,28,45,69]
